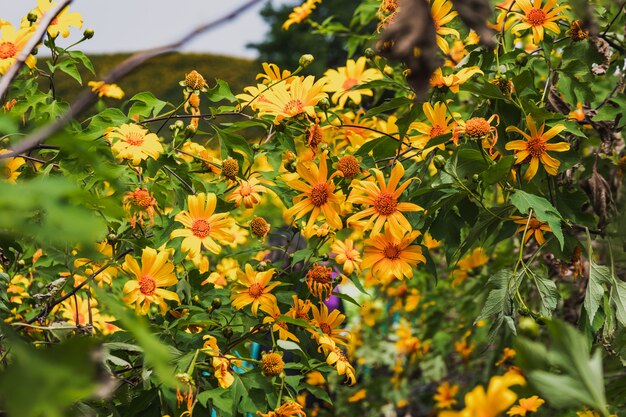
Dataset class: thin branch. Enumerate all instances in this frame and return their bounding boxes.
[1,0,265,160]
[0,0,73,103]
[26,247,133,325]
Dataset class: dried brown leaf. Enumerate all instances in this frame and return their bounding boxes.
[590,36,611,75]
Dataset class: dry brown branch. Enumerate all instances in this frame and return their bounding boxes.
[0,0,264,160]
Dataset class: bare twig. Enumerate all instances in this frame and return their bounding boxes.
[0,0,73,103]
[0,0,265,160]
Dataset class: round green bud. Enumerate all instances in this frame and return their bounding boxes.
[515,53,528,66]
[433,155,446,169]
[174,120,184,130]
[27,12,39,23]
[318,97,330,111]
[83,29,95,39]
[222,327,234,339]
[211,298,222,310]
[184,124,197,138]
[364,48,376,59]
[299,54,314,68]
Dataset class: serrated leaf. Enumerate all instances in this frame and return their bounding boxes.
[611,279,626,327]
[530,269,559,317]
[510,190,564,249]
[480,155,514,185]
[585,260,610,325]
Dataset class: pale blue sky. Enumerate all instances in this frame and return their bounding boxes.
[0,0,294,58]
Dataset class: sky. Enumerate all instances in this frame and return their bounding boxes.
[0,0,294,58]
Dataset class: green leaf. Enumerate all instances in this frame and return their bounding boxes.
[476,268,519,339]
[128,92,168,118]
[611,279,626,327]
[363,96,412,118]
[510,190,564,249]
[453,148,488,179]
[480,155,514,185]
[197,387,233,412]
[67,51,95,75]
[206,80,237,103]
[585,260,610,325]
[514,320,609,415]
[97,290,177,388]
[530,268,559,317]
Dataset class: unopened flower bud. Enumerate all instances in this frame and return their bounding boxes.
[174,120,184,130]
[364,48,376,59]
[256,261,267,271]
[433,155,446,169]
[515,53,528,66]
[27,12,39,23]
[318,97,330,111]
[211,298,222,310]
[184,124,197,138]
[222,327,233,339]
[299,54,314,68]
[107,233,118,244]
[83,29,95,39]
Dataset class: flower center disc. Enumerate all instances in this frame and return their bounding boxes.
[0,42,17,59]
[240,184,253,196]
[132,189,153,208]
[283,99,304,116]
[384,244,401,260]
[192,219,211,238]
[526,137,546,158]
[528,218,543,229]
[374,192,398,216]
[526,8,547,26]
[125,132,145,146]
[310,183,329,206]
[139,274,156,296]
[248,283,264,298]
[430,124,445,139]
[464,118,491,138]
[342,77,358,90]
[319,323,332,335]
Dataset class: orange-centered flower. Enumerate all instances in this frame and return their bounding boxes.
[331,239,362,275]
[410,101,456,149]
[283,152,344,230]
[347,162,423,238]
[227,176,266,209]
[23,0,83,38]
[322,57,382,108]
[507,396,545,416]
[105,124,164,166]
[510,0,569,44]
[361,227,426,281]
[171,193,235,257]
[505,115,569,181]
[434,382,459,409]
[306,263,335,301]
[512,215,552,245]
[122,247,179,315]
[230,264,279,316]
[309,302,350,346]
[0,25,36,75]
[253,75,327,123]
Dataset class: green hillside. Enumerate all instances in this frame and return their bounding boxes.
[49,52,259,106]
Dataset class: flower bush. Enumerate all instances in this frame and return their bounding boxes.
[0,1,625,417]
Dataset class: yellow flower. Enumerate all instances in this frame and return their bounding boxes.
[348,388,367,403]
[282,0,321,30]
[58,294,119,335]
[201,257,238,288]
[201,335,237,389]
[73,241,118,287]
[450,247,489,286]
[454,115,500,151]
[257,401,306,417]
[105,124,164,165]
[7,274,30,304]
[507,396,545,416]
[88,81,125,99]
[430,67,483,93]
[410,101,456,149]
[322,57,382,108]
[305,370,325,386]
[360,301,381,327]
[170,193,234,257]
[253,75,327,123]
[23,0,83,38]
[331,238,362,275]
[261,303,300,342]
[227,176,267,208]
[454,330,474,362]
[317,335,356,385]
[122,247,179,315]
[362,227,426,281]
[505,115,569,181]
[0,24,36,75]
[512,215,552,245]
[230,264,279,316]
[287,295,312,322]
[431,0,460,53]
[347,163,422,238]
[310,302,350,346]
[256,62,292,84]
[496,347,517,367]
[283,152,343,230]
[123,187,158,228]
[510,0,569,45]
[439,373,526,417]
[0,149,26,183]
[434,382,459,409]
